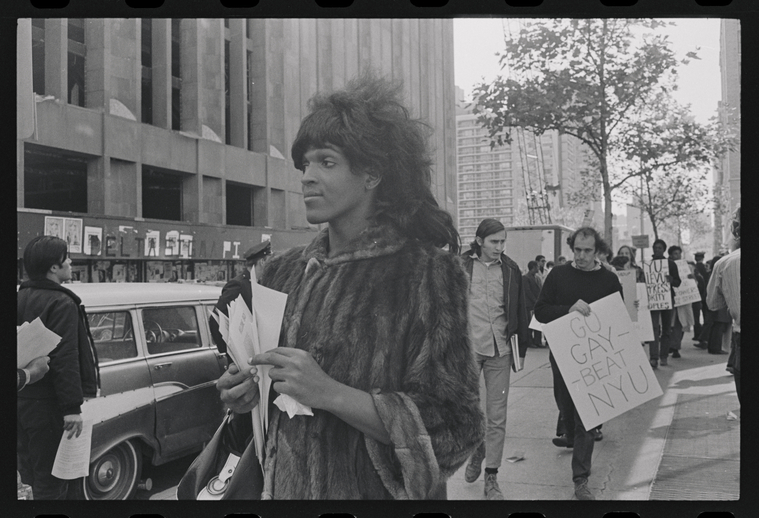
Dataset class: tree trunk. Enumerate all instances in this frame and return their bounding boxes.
[599,153,614,250]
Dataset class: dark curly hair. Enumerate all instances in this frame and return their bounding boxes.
[566,226,604,252]
[291,73,460,253]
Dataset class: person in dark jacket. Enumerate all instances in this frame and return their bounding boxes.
[17,236,100,500]
[459,218,530,499]
[523,260,544,347]
[209,240,272,354]
[534,227,623,500]
[646,238,682,369]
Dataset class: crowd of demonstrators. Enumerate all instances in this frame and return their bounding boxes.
[461,219,530,500]
[17,236,101,500]
[216,74,484,499]
[707,206,740,401]
[534,227,624,501]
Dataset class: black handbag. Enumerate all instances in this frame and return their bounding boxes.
[177,410,264,500]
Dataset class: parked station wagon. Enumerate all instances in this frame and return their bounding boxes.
[65,283,228,500]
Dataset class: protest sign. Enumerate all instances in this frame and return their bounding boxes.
[643,259,672,310]
[673,259,701,306]
[616,270,638,321]
[542,292,663,430]
[634,283,655,342]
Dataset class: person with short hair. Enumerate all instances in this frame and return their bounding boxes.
[523,260,544,348]
[647,238,682,368]
[557,256,567,266]
[535,255,548,286]
[667,245,690,359]
[534,227,623,501]
[214,74,484,499]
[17,236,100,500]
[460,219,530,500]
[209,240,272,354]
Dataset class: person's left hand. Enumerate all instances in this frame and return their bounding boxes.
[249,348,339,410]
[63,414,83,439]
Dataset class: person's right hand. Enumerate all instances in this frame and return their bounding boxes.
[569,299,592,316]
[24,356,50,385]
[216,362,260,414]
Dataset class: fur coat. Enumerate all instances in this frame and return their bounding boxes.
[258,224,484,499]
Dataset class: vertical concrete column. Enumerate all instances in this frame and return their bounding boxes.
[202,176,223,224]
[151,19,172,129]
[44,19,68,102]
[248,19,272,154]
[180,19,202,135]
[85,19,110,111]
[104,159,138,217]
[183,172,202,223]
[17,140,25,208]
[229,19,247,148]
[87,157,109,215]
[109,18,140,121]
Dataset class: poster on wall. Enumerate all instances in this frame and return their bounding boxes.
[145,230,160,257]
[44,216,64,239]
[180,234,193,258]
[165,231,180,256]
[83,227,103,256]
[64,218,83,254]
[70,265,88,283]
[92,261,110,283]
[541,292,663,430]
[112,264,126,283]
[146,261,165,282]
[643,259,672,310]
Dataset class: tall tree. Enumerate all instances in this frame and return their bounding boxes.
[614,93,737,239]
[472,19,683,247]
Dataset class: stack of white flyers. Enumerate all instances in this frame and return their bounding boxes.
[210,266,309,465]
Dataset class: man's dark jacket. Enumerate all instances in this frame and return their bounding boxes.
[461,250,531,367]
[523,270,542,312]
[209,269,253,355]
[17,279,100,415]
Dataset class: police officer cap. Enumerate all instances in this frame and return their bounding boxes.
[694,251,705,258]
[244,240,271,261]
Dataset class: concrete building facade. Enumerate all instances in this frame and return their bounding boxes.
[17,18,457,283]
[716,18,741,251]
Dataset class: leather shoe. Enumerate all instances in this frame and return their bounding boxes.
[671,350,681,358]
[552,434,574,448]
[464,444,485,483]
[574,479,595,500]
[592,428,603,441]
[659,357,668,366]
[650,359,658,369]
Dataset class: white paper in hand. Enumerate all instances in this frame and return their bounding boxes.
[17,317,61,368]
[273,394,314,418]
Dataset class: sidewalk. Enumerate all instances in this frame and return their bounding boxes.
[447,337,740,500]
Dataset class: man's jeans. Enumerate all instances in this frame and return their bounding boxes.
[650,309,674,361]
[549,353,594,482]
[474,351,512,469]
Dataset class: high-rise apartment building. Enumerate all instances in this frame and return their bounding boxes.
[17,18,457,283]
[455,95,592,246]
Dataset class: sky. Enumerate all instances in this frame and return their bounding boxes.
[453,18,723,124]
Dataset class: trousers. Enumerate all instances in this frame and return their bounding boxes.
[549,353,594,482]
[17,398,70,500]
[649,309,674,361]
[474,350,512,469]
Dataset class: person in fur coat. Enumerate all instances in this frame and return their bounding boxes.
[216,74,485,499]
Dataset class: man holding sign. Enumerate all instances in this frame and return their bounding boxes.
[645,239,682,369]
[534,227,623,501]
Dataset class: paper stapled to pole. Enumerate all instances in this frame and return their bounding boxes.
[17,317,61,368]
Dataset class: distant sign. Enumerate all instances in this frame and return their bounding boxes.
[542,293,663,430]
[673,259,701,306]
[643,259,672,310]
[632,235,649,249]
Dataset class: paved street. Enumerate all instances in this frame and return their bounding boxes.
[448,336,740,501]
[148,336,739,502]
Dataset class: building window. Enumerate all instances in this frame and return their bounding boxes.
[68,19,86,107]
[226,181,257,226]
[171,19,181,131]
[31,19,45,95]
[141,19,153,125]
[24,144,88,213]
[142,167,182,221]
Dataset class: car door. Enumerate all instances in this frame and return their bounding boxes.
[141,304,226,457]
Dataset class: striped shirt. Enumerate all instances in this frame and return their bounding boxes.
[706,248,740,332]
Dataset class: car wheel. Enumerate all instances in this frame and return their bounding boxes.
[74,440,143,500]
